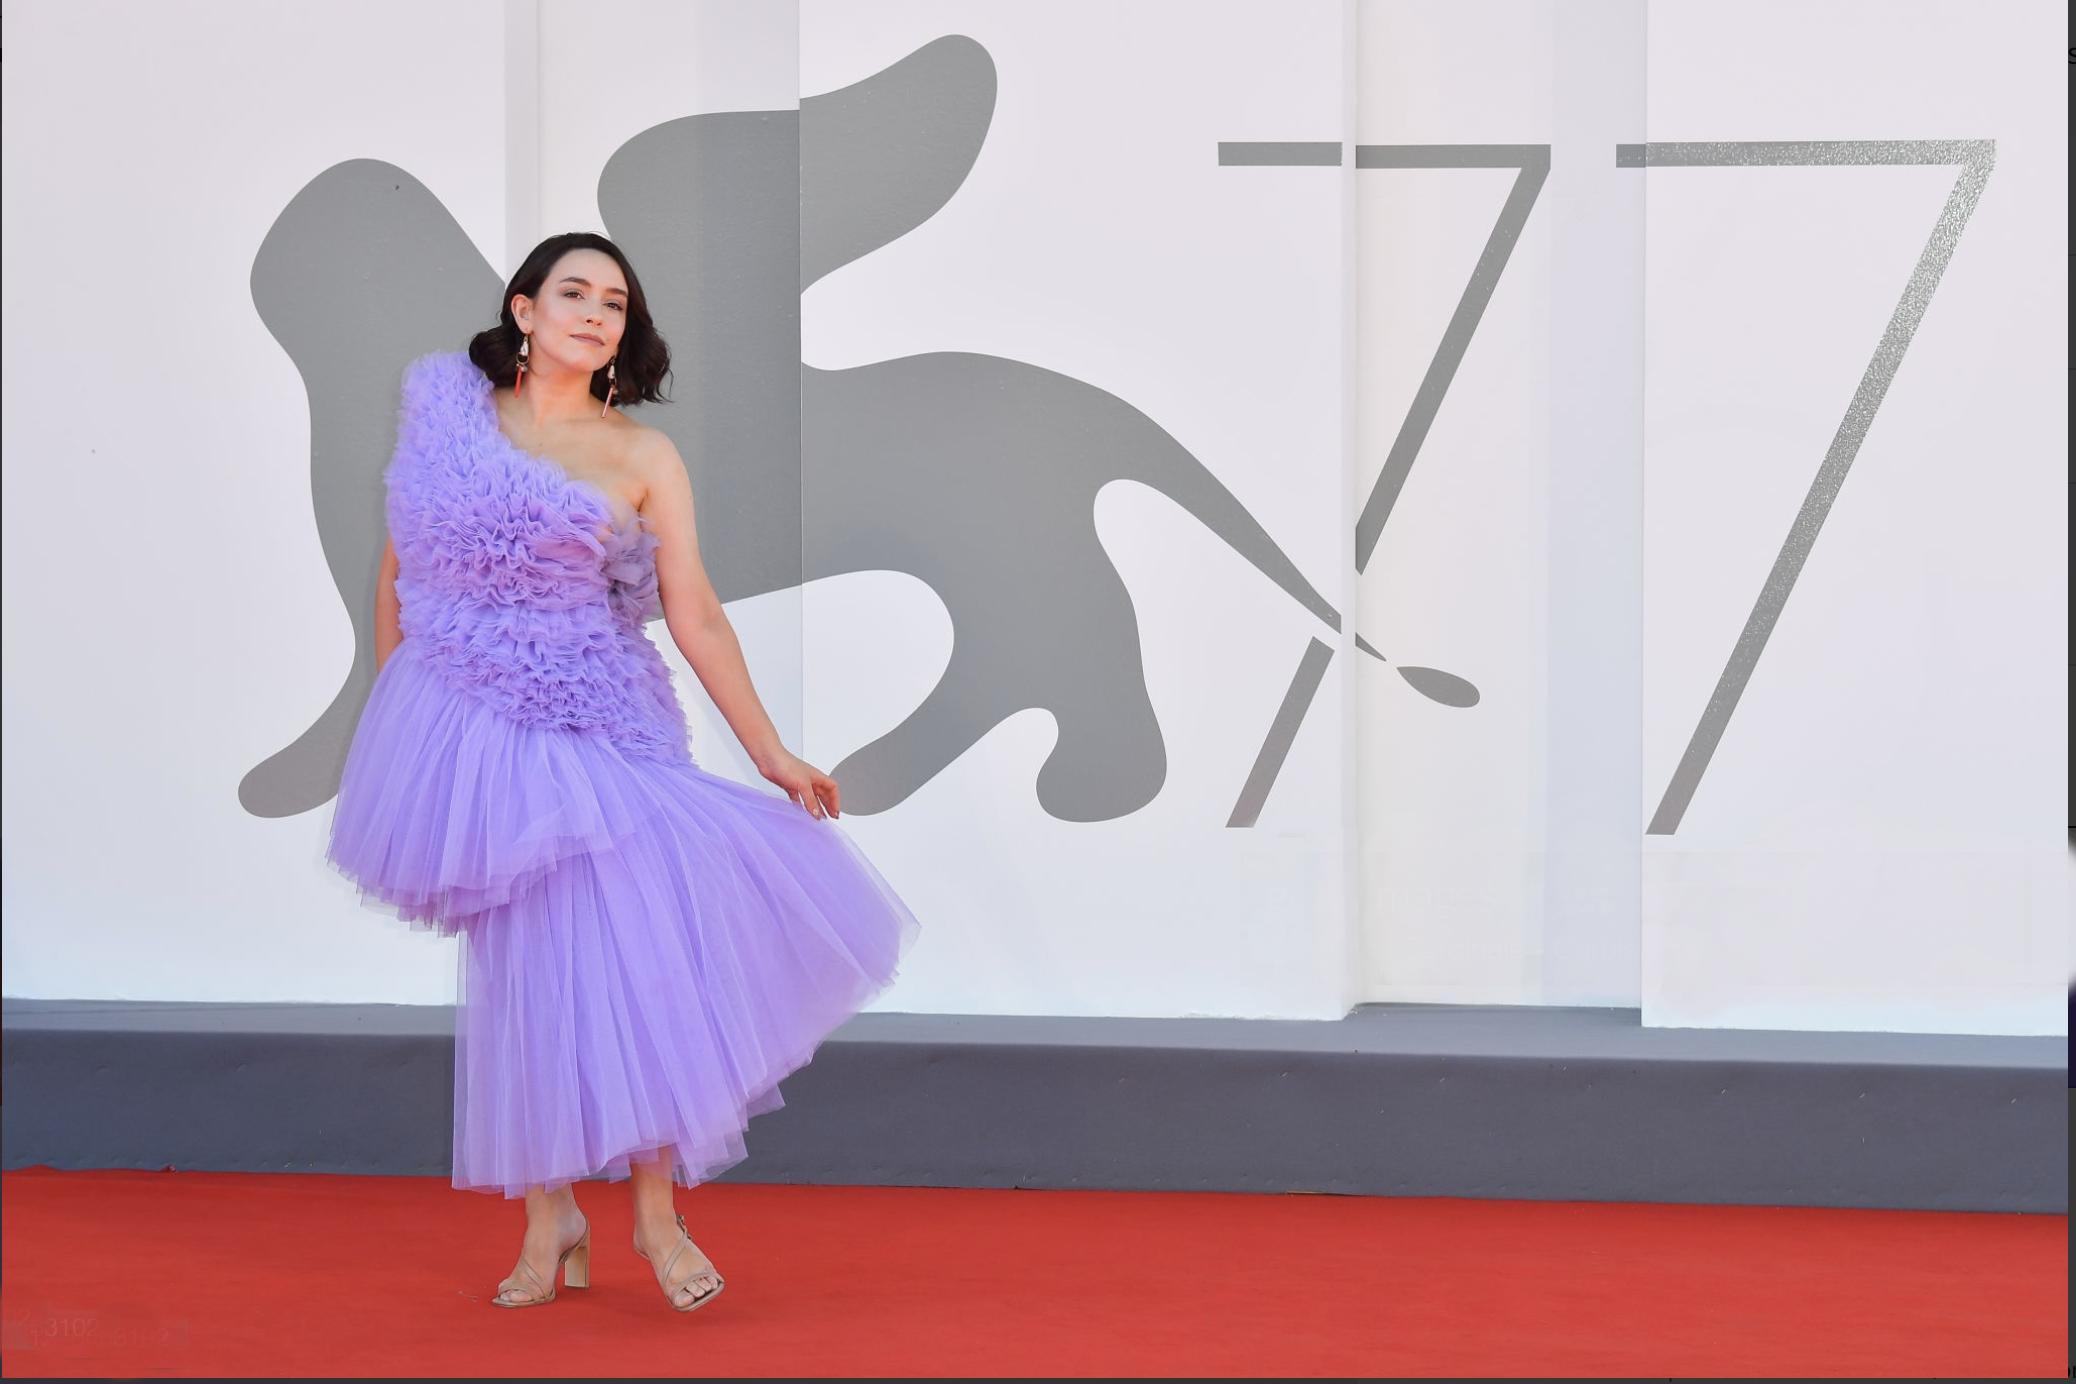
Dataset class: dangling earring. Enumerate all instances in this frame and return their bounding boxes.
[600,357,617,418]
[514,329,531,397]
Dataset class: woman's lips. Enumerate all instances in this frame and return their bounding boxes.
[573,333,603,344]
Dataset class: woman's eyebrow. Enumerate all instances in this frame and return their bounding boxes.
[556,275,627,299]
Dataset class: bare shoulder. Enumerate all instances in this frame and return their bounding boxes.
[594,413,661,492]
[620,420,689,488]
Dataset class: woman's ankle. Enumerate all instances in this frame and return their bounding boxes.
[523,1186,581,1224]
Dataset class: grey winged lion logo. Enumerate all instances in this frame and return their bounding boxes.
[241,35,1476,828]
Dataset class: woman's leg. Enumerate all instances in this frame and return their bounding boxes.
[494,1181,588,1306]
[629,1148,722,1306]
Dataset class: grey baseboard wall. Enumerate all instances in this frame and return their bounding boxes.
[2,999,2065,1212]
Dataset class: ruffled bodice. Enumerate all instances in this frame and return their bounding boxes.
[383,350,692,762]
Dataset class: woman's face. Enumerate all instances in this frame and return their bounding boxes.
[515,248,629,375]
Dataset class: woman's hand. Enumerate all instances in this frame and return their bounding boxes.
[759,748,840,820]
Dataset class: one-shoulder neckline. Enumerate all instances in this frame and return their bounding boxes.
[466,363,643,535]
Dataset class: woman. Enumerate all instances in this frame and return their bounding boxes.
[326,231,921,1313]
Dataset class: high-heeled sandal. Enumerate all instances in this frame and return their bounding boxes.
[636,1211,725,1313]
[492,1216,591,1308]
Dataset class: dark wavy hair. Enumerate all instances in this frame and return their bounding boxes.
[466,231,673,408]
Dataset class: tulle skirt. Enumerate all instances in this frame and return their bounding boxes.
[326,638,921,1198]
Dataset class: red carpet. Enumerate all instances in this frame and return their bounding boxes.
[1,1167,2063,1377]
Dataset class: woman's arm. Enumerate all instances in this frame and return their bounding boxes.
[374,534,402,672]
[642,433,840,818]
[641,435,783,770]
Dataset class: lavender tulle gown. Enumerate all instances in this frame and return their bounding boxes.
[325,349,920,1199]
